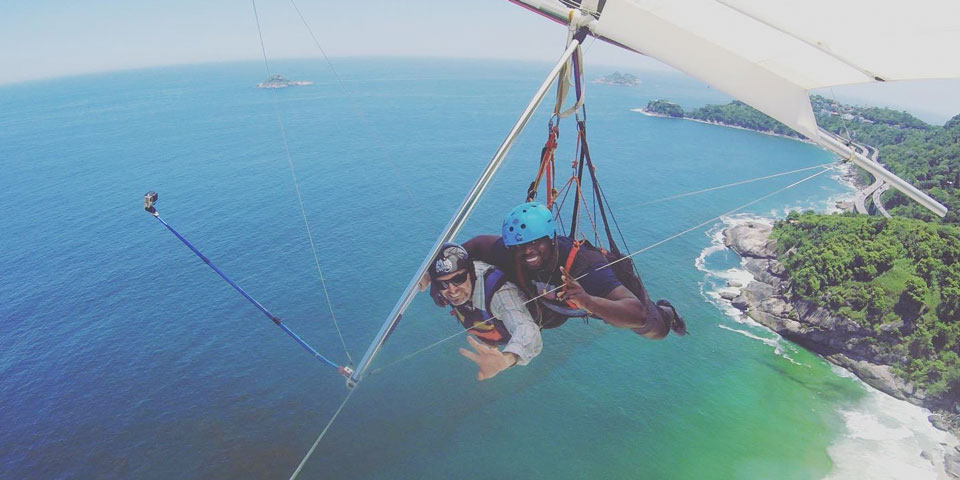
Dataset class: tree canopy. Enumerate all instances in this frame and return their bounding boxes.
[773,212,960,401]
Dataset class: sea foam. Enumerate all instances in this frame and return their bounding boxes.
[824,366,959,480]
[696,216,804,366]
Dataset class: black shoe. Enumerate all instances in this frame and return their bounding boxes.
[657,299,687,336]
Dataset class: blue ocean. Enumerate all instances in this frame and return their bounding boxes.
[1,58,954,479]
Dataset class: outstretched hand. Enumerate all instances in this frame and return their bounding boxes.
[459,336,516,381]
[558,266,592,313]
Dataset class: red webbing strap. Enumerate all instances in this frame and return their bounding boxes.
[562,239,583,309]
[546,148,554,207]
[527,124,559,206]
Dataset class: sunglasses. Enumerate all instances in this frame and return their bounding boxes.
[433,270,470,290]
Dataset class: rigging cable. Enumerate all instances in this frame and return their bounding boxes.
[625,162,839,208]
[250,3,364,476]
[367,165,835,376]
[602,167,833,269]
[288,0,428,217]
[828,87,856,145]
[251,0,353,365]
[288,388,356,480]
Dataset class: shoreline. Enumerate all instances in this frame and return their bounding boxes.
[632,108,813,144]
[634,107,867,212]
[719,220,960,478]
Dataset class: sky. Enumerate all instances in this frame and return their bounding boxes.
[3,0,959,124]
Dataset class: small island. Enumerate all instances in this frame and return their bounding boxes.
[256,74,313,89]
[644,99,684,118]
[594,72,641,86]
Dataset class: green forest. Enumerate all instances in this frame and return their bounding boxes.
[687,100,802,137]
[773,212,960,400]
[644,99,684,117]
[645,96,960,401]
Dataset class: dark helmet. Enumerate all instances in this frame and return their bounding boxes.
[429,242,472,280]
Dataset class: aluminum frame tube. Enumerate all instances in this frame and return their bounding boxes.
[348,39,584,388]
[818,129,947,217]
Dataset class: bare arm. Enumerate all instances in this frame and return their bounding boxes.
[559,268,670,339]
[462,235,504,267]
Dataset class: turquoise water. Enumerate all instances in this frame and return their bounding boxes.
[0,58,932,479]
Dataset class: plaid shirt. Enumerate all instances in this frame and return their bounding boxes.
[470,261,543,365]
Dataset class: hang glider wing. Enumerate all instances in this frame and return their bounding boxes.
[508,0,960,216]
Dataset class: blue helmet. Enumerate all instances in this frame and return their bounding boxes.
[501,202,556,247]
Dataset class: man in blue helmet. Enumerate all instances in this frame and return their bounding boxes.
[424,242,543,380]
[463,202,685,338]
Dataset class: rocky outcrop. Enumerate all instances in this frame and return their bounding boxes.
[723,222,914,395]
[724,223,776,259]
[723,221,960,450]
[826,353,919,403]
[947,448,960,478]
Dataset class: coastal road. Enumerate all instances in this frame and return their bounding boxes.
[852,144,890,216]
[872,183,892,217]
[864,144,892,217]
[855,178,884,215]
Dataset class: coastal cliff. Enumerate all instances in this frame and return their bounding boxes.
[723,221,960,477]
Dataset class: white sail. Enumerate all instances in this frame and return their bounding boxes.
[508,0,958,215]
[512,0,960,138]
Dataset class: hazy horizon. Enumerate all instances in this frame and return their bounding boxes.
[4,0,959,124]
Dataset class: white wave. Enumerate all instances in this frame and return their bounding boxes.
[696,217,764,308]
[718,213,774,228]
[694,240,728,271]
[830,162,861,193]
[717,324,805,366]
[824,365,960,480]
[695,217,771,329]
[700,281,750,322]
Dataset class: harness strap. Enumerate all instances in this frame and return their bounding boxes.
[527,123,560,207]
[561,239,584,309]
[450,267,512,346]
[483,268,508,313]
